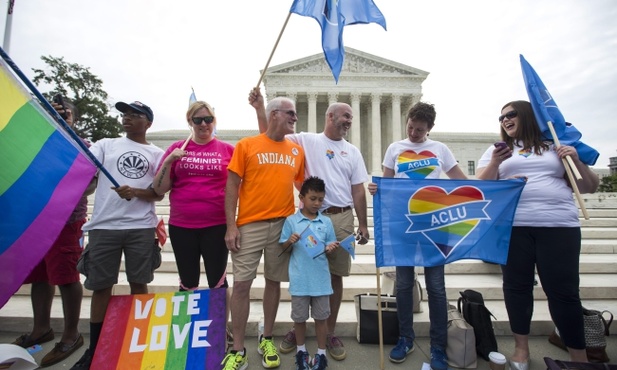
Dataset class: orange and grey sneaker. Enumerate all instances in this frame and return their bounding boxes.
[279,328,296,354]
[326,334,346,361]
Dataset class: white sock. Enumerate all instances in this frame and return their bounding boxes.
[297,344,307,353]
[317,348,326,356]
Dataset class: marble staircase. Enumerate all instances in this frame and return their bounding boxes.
[2,192,616,338]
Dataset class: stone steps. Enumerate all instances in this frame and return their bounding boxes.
[11,258,617,301]
[3,193,616,338]
[2,295,615,338]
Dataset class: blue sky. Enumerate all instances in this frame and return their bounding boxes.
[2,0,616,167]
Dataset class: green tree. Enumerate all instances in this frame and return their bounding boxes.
[598,174,617,192]
[32,55,122,142]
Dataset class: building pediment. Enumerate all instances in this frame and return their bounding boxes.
[265,47,429,78]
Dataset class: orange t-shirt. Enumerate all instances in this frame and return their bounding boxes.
[228,134,305,226]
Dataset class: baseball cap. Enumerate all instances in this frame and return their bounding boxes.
[115,101,154,122]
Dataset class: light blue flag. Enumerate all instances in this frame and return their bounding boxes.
[372,177,525,267]
[189,88,197,107]
[290,0,387,83]
[300,225,326,259]
[339,233,356,259]
[520,54,599,165]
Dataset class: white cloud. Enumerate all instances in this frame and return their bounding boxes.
[2,0,616,166]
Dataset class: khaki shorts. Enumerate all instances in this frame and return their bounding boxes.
[79,228,158,291]
[291,295,330,322]
[232,218,289,282]
[324,210,354,277]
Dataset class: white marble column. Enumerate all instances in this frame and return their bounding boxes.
[307,92,317,133]
[286,92,297,104]
[350,92,361,148]
[371,93,382,174]
[391,94,402,143]
[328,92,338,107]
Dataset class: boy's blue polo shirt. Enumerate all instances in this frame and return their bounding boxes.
[280,210,336,296]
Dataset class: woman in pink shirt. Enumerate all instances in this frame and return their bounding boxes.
[153,101,234,292]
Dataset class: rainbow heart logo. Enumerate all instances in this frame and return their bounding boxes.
[396,150,439,178]
[518,148,532,158]
[405,186,490,257]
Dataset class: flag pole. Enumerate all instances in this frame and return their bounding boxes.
[376,268,385,370]
[547,121,589,220]
[255,12,293,89]
[182,87,197,150]
[547,122,582,180]
[3,0,14,53]
[180,131,192,150]
[0,46,121,188]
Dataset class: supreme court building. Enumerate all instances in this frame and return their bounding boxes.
[148,47,500,177]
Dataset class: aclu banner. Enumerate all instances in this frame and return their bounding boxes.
[373,177,525,267]
[92,288,226,370]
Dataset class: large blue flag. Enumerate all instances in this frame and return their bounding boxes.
[290,0,386,83]
[373,177,525,267]
[520,54,599,165]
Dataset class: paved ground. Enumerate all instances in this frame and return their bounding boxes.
[1,331,616,369]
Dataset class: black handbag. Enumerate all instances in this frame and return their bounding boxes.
[544,357,617,370]
[548,307,613,363]
[354,293,399,344]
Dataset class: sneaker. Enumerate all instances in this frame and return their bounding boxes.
[430,346,448,370]
[257,335,281,368]
[389,336,415,363]
[69,348,93,370]
[325,334,346,361]
[221,350,248,370]
[295,350,311,370]
[280,328,296,354]
[311,353,328,370]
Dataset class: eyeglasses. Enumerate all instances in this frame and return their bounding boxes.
[274,109,297,118]
[192,116,215,125]
[121,112,146,119]
[498,110,518,123]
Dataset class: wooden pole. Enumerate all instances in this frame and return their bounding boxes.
[376,268,385,370]
[255,12,293,89]
[547,121,589,220]
[180,130,192,150]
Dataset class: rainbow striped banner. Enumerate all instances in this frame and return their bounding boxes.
[92,289,226,370]
[373,177,525,267]
[0,57,96,308]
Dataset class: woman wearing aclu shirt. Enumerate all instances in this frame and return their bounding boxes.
[153,101,233,296]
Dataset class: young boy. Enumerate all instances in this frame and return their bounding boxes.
[280,176,339,370]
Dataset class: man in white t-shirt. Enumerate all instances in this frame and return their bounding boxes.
[250,88,369,362]
[70,101,164,370]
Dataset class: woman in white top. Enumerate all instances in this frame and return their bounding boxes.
[476,100,598,368]
[369,102,466,370]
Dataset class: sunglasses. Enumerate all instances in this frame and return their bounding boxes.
[498,110,518,123]
[274,109,297,118]
[192,116,214,125]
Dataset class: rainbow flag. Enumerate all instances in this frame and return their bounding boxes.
[0,58,96,308]
[373,177,525,267]
[92,289,226,370]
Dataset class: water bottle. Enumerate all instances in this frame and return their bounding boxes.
[258,317,264,339]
